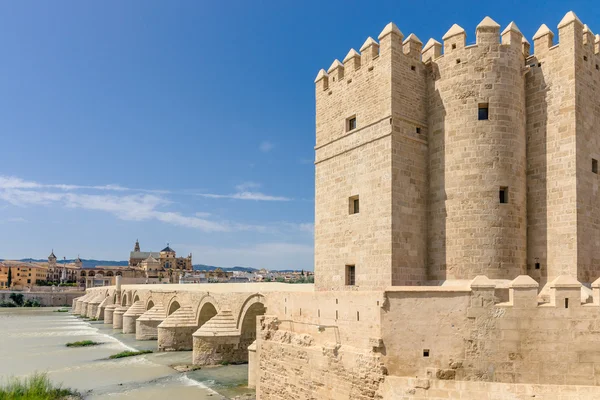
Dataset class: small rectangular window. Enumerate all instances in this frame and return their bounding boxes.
[478,104,489,120]
[349,195,359,214]
[535,262,540,270]
[347,116,357,132]
[593,159,598,174]
[416,127,421,134]
[499,187,508,204]
[423,349,430,357]
[345,265,356,286]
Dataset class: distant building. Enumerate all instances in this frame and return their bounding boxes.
[0,261,48,289]
[129,240,193,270]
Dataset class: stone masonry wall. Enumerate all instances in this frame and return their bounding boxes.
[256,315,387,400]
[427,22,527,281]
[0,291,84,306]
[314,32,394,290]
[576,22,600,282]
[380,278,600,386]
[390,32,429,286]
[377,376,600,399]
[526,18,579,283]
[263,290,384,350]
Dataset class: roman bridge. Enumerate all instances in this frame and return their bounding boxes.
[71,279,314,367]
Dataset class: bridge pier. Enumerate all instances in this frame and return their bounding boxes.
[113,305,129,330]
[247,341,257,389]
[122,301,145,334]
[157,305,197,351]
[72,296,84,314]
[96,297,110,320]
[192,309,243,365]
[136,302,166,340]
[81,299,91,317]
[87,294,103,319]
[104,304,118,324]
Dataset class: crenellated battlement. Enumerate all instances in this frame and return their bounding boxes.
[315,11,600,88]
[467,274,600,312]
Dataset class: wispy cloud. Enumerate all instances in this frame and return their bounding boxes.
[0,188,264,233]
[0,176,167,194]
[259,141,274,153]
[0,176,298,232]
[197,182,291,202]
[1,217,28,224]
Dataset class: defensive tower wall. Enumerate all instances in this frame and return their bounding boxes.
[526,13,600,285]
[427,18,527,281]
[315,12,600,290]
[314,23,429,291]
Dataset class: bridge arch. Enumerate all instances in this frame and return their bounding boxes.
[166,296,181,316]
[121,292,128,306]
[146,298,155,311]
[237,294,266,352]
[133,291,140,303]
[196,295,219,327]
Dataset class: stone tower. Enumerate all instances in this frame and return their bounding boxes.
[428,18,527,281]
[48,250,57,268]
[134,239,140,252]
[314,12,600,290]
[314,22,428,290]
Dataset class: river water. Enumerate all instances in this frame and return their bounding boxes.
[0,308,254,399]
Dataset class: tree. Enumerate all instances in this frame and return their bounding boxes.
[9,293,24,306]
[7,268,12,288]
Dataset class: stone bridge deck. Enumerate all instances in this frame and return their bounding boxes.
[72,282,314,369]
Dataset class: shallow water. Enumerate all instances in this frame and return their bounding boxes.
[0,308,254,399]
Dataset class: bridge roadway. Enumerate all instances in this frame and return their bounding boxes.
[72,281,314,368]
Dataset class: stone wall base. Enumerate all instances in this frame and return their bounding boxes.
[88,304,99,319]
[256,316,386,400]
[104,308,115,324]
[96,305,105,320]
[377,376,600,400]
[158,326,196,351]
[123,315,141,334]
[113,312,125,330]
[136,319,162,340]
[193,336,246,365]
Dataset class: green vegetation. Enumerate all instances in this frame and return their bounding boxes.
[66,340,101,348]
[9,293,24,307]
[53,309,69,313]
[7,268,12,288]
[0,372,81,399]
[23,299,41,307]
[0,295,43,308]
[109,350,152,359]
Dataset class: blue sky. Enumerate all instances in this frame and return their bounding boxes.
[0,1,598,269]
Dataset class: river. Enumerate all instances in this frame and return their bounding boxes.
[0,308,255,399]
